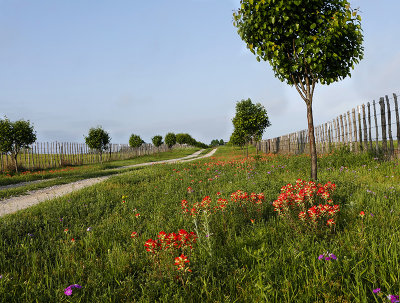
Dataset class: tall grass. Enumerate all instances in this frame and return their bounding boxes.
[0,146,399,302]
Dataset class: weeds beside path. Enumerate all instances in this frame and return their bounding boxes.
[0,148,217,216]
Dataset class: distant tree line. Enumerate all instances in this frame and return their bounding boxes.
[210,139,225,147]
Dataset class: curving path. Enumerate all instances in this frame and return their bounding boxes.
[0,148,217,217]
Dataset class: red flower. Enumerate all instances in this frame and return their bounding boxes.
[174,254,190,271]
[327,219,335,226]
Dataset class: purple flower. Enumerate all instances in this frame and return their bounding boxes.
[318,252,337,261]
[86,227,92,232]
[64,287,73,296]
[388,295,400,303]
[64,284,82,296]
[373,288,381,294]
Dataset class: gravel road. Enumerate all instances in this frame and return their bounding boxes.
[0,148,217,217]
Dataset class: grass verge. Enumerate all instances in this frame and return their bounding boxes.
[0,145,399,302]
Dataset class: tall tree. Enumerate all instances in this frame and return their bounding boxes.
[0,117,37,172]
[231,98,271,157]
[84,127,111,163]
[233,0,363,180]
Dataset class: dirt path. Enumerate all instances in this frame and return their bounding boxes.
[0,148,217,217]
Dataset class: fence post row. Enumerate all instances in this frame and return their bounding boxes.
[393,93,400,153]
[1,142,192,173]
[257,93,399,158]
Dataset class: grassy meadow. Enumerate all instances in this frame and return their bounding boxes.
[0,145,399,302]
[0,147,204,200]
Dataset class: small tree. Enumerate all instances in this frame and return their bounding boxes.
[233,0,363,179]
[165,132,176,148]
[229,128,246,153]
[219,139,225,146]
[231,98,271,157]
[152,135,163,147]
[129,134,144,148]
[85,126,111,163]
[210,139,220,147]
[176,133,194,145]
[0,117,37,172]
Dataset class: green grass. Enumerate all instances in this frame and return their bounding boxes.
[0,148,203,200]
[0,145,399,302]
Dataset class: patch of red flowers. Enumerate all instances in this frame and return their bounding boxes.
[273,179,340,233]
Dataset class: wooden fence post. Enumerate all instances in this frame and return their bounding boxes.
[367,102,373,150]
[379,97,387,152]
[352,108,358,152]
[362,104,368,150]
[393,93,400,153]
[373,100,379,153]
[347,111,353,151]
[385,95,394,155]
[358,106,363,151]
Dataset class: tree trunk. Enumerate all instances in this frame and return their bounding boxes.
[13,153,18,173]
[306,102,318,180]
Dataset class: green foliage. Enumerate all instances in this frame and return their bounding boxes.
[233,0,364,86]
[165,132,176,148]
[229,128,246,147]
[0,117,37,172]
[84,127,111,160]
[233,0,364,179]
[231,98,271,145]
[152,135,163,147]
[210,139,225,147]
[176,133,193,145]
[129,134,144,148]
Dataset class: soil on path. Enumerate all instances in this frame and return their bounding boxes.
[0,148,217,217]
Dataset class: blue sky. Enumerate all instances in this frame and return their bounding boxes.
[1,0,399,145]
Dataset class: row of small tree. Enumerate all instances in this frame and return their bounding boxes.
[0,118,210,171]
[84,128,209,162]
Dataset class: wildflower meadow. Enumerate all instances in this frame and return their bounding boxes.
[0,145,399,302]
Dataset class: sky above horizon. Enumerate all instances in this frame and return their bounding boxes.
[1,0,399,145]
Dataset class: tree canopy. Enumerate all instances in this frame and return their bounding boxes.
[233,0,363,179]
[231,98,271,145]
[0,117,37,172]
[84,127,111,162]
[165,133,176,148]
[152,135,163,147]
[129,134,144,148]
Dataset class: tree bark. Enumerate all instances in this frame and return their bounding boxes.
[13,153,18,172]
[306,102,318,180]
